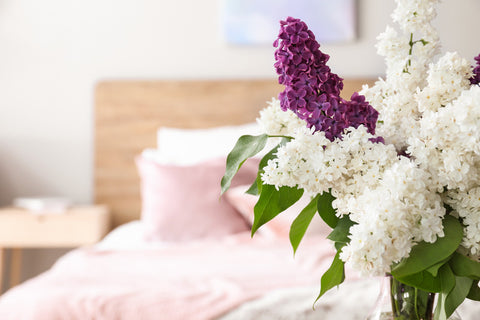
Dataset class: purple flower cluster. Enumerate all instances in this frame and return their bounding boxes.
[274,17,379,141]
[470,54,480,85]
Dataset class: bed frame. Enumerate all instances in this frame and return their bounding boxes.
[94,79,375,227]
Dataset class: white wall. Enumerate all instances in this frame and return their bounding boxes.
[0,0,478,284]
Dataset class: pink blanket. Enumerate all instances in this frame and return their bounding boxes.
[0,233,336,320]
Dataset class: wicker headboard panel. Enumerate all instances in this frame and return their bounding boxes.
[94,79,374,227]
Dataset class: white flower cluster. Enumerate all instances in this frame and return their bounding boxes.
[262,125,398,208]
[408,86,480,192]
[444,188,480,260]
[359,0,480,266]
[260,113,445,274]
[407,86,480,259]
[391,0,440,35]
[362,0,441,150]
[256,0,480,275]
[257,98,306,136]
[416,52,473,113]
[340,158,445,275]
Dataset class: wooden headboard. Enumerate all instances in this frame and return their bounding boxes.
[94,79,374,227]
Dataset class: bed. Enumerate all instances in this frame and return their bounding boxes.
[0,79,478,320]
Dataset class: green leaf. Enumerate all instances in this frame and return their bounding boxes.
[221,134,268,195]
[438,263,456,294]
[444,276,473,319]
[396,263,456,296]
[317,192,338,228]
[467,280,480,301]
[315,251,345,303]
[289,195,319,255]
[391,215,463,278]
[251,184,303,236]
[245,179,259,196]
[396,266,448,293]
[449,252,480,280]
[425,256,451,277]
[246,138,289,196]
[435,273,473,320]
[245,179,261,196]
[334,241,345,251]
[327,215,355,244]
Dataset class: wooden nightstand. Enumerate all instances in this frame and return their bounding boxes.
[0,205,111,291]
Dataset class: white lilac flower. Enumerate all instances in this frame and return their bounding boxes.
[340,158,445,275]
[257,98,306,136]
[408,86,480,191]
[376,26,411,75]
[416,52,473,113]
[262,126,398,217]
[445,188,480,259]
[255,0,479,278]
[361,0,441,152]
[391,0,440,34]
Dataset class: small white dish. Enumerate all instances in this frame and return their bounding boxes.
[13,197,72,214]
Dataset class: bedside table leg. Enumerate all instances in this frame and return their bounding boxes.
[0,248,4,293]
[9,248,22,287]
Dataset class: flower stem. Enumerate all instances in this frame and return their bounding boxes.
[267,134,294,140]
[403,33,429,74]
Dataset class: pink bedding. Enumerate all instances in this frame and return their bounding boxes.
[0,233,336,320]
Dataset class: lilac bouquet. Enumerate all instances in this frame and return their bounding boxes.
[222,0,480,319]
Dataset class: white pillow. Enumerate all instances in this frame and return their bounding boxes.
[155,123,262,165]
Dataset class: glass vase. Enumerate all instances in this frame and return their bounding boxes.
[366,274,461,320]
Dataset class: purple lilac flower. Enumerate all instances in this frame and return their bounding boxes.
[274,17,380,141]
[470,53,480,85]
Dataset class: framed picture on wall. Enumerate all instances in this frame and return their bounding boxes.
[220,0,357,45]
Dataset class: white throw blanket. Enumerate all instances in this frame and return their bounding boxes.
[221,278,480,320]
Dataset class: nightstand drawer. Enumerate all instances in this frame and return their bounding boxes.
[0,205,111,247]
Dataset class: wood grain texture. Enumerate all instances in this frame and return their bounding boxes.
[0,206,111,247]
[94,79,375,227]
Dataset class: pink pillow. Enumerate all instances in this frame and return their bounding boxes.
[224,185,332,239]
[136,156,259,242]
